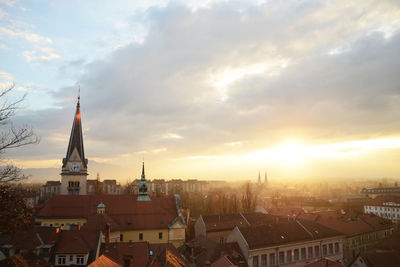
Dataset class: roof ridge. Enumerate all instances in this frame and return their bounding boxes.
[239,212,251,226]
[295,220,314,239]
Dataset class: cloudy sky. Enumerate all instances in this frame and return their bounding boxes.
[1,0,400,182]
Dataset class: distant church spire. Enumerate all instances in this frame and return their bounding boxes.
[137,162,151,201]
[62,94,87,170]
[258,171,261,185]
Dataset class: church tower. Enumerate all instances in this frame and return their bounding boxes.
[60,95,88,195]
[137,162,151,201]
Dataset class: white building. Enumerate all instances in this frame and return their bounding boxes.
[364,195,400,223]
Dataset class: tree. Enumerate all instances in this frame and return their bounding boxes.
[242,182,258,212]
[0,84,39,234]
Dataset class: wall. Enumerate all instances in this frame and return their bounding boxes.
[55,253,89,266]
[36,218,87,229]
[119,229,169,244]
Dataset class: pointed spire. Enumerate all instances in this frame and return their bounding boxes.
[141,161,146,181]
[258,171,261,185]
[137,161,151,201]
[62,92,87,169]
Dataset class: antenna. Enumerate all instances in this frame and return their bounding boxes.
[78,85,81,102]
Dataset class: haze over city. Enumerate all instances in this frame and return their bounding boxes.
[1,0,400,182]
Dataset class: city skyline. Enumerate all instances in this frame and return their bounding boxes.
[1,0,400,182]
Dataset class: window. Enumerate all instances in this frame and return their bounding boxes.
[77,255,84,265]
[294,249,299,261]
[120,234,123,242]
[159,232,163,240]
[334,242,339,254]
[286,250,292,262]
[139,233,143,240]
[308,247,313,258]
[322,244,327,256]
[58,256,66,265]
[269,253,275,266]
[253,255,259,267]
[261,254,267,267]
[329,243,333,255]
[301,248,306,260]
[70,255,73,261]
[279,252,284,264]
[315,246,320,257]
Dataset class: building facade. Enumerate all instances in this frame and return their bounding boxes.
[364,195,400,223]
[227,219,345,267]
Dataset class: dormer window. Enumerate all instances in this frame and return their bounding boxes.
[97,202,106,214]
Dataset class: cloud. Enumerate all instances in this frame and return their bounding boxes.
[23,48,60,62]
[9,0,400,179]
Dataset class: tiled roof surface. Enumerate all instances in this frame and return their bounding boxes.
[297,211,392,236]
[211,256,235,267]
[180,236,246,267]
[365,195,400,206]
[55,229,99,254]
[267,207,304,217]
[0,226,58,250]
[100,242,186,267]
[202,212,276,232]
[202,214,248,232]
[88,255,122,267]
[359,250,400,267]
[37,195,179,230]
[239,219,342,249]
[304,258,345,267]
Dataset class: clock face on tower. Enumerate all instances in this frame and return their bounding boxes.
[69,163,81,172]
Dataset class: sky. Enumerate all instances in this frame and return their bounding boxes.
[1,0,400,183]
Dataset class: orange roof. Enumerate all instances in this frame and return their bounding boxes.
[100,242,187,267]
[304,258,345,267]
[37,195,180,231]
[88,255,122,267]
[211,256,235,267]
[297,211,392,236]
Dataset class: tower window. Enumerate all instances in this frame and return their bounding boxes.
[159,232,163,239]
[139,233,143,240]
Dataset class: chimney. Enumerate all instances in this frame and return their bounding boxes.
[105,223,110,245]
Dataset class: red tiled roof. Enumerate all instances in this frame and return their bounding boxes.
[304,258,345,267]
[202,214,248,232]
[358,250,400,267]
[211,256,235,267]
[88,255,122,267]
[55,229,100,254]
[0,226,58,250]
[267,207,304,217]
[37,195,179,231]
[297,211,392,236]
[202,212,276,233]
[100,242,187,267]
[365,195,400,206]
[238,219,342,249]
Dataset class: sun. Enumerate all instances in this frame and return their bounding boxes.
[272,141,306,167]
